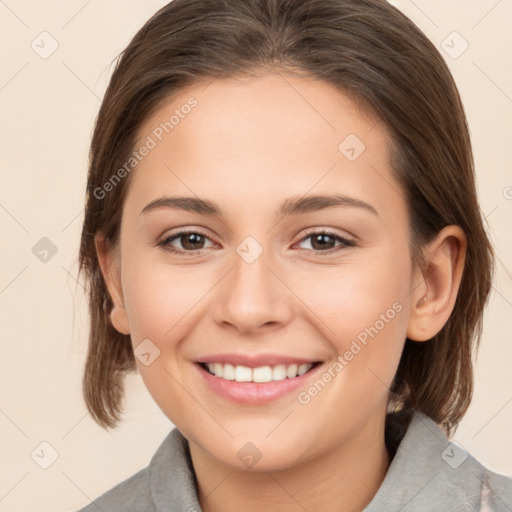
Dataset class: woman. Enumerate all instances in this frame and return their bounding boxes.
[76,0,512,510]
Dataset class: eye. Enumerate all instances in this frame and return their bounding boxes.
[156,229,216,254]
[156,228,356,256]
[296,229,356,255]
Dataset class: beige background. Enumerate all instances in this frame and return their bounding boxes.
[0,0,511,510]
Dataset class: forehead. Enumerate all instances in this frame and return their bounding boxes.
[126,71,404,221]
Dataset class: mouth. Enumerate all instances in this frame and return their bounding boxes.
[194,360,324,405]
[198,361,322,383]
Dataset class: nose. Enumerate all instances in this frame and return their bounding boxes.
[212,245,294,335]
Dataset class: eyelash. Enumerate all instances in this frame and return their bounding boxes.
[156,228,356,256]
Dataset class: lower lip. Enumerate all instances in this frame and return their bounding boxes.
[195,362,323,405]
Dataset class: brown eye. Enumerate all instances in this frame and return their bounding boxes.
[309,233,337,250]
[178,232,206,250]
[297,230,356,254]
[157,229,215,254]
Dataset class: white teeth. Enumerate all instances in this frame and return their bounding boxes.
[286,364,298,378]
[253,366,272,383]
[272,364,287,381]
[297,364,310,376]
[234,365,252,382]
[214,363,223,378]
[222,363,235,380]
[203,362,315,382]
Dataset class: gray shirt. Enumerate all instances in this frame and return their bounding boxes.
[77,411,512,511]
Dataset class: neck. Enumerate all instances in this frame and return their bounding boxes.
[188,412,390,512]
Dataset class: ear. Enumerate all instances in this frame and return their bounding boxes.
[95,233,130,335]
[406,225,467,342]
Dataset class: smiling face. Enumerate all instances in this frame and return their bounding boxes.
[99,70,423,471]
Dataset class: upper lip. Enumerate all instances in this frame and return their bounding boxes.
[196,353,321,368]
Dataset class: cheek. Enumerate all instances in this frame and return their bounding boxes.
[295,251,411,340]
[122,238,412,349]
[290,246,412,393]
[121,244,207,342]
[289,263,410,452]
[120,256,209,418]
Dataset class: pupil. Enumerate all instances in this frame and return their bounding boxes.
[312,234,334,250]
[183,233,204,250]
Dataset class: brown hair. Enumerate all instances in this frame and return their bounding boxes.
[78,0,494,434]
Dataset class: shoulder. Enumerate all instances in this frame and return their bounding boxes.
[75,427,199,512]
[76,466,153,512]
[365,410,512,512]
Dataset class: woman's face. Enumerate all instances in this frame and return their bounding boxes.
[108,71,421,470]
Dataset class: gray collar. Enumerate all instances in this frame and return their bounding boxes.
[147,411,512,511]
[363,411,510,511]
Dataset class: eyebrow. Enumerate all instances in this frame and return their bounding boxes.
[140,194,378,218]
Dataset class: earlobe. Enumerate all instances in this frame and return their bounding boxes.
[110,305,130,335]
[94,233,130,335]
[406,225,467,342]
[407,283,432,342]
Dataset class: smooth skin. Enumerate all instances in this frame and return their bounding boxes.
[96,71,466,512]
